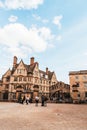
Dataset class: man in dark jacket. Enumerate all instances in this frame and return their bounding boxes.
[41,94,45,106]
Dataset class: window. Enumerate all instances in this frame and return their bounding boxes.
[35,78,38,83]
[83,75,87,80]
[43,80,45,84]
[78,94,80,97]
[14,85,16,89]
[49,81,51,84]
[14,77,17,81]
[84,82,87,87]
[46,87,49,91]
[6,76,10,82]
[19,77,22,81]
[23,77,26,81]
[40,79,42,84]
[43,86,45,91]
[35,71,38,76]
[5,85,9,89]
[75,76,79,80]
[40,86,42,91]
[17,69,21,74]
[46,81,48,85]
[28,77,32,82]
[24,69,25,73]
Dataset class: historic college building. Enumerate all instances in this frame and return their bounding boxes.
[0,56,70,102]
[0,56,58,101]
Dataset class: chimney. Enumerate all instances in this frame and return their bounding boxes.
[46,67,48,74]
[30,57,34,65]
[13,56,17,68]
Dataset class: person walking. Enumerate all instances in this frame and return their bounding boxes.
[35,96,39,106]
[26,95,29,105]
[41,94,45,106]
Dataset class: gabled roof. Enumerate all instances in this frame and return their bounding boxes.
[25,62,38,74]
[39,69,54,80]
[39,70,46,75]
[2,68,11,77]
[11,61,38,75]
[11,64,19,74]
[48,71,54,80]
[5,57,54,80]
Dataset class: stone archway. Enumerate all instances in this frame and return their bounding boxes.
[50,90,63,102]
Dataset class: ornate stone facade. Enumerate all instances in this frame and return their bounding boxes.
[0,56,58,101]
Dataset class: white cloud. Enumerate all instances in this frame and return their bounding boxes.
[53,15,63,29]
[32,14,49,24]
[0,23,54,57]
[38,27,54,40]
[8,15,18,22]
[0,0,44,10]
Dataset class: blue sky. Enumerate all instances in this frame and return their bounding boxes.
[0,0,87,84]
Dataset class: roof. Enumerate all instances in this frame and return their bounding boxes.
[39,70,54,80]
[5,58,54,80]
[48,71,54,80]
[11,64,19,74]
[69,70,87,75]
[2,68,11,77]
[11,61,38,75]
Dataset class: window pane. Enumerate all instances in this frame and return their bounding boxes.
[84,82,87,87]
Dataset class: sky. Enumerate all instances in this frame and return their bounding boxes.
[0,0,87,84]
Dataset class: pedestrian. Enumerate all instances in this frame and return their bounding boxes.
[41,94,45,106]
[29,97,32,103]
[26,95,29,105]
[35,96,39,106]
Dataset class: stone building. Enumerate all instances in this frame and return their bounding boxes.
[0,80,3,100]
[69,70,87,102]
[0,56,58,101]
[49,81,70,102]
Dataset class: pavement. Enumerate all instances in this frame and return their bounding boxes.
[0,102,87,130]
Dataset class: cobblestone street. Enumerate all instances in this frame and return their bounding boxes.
[0,102,87,130]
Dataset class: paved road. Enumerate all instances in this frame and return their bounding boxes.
[0,102,87,130]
